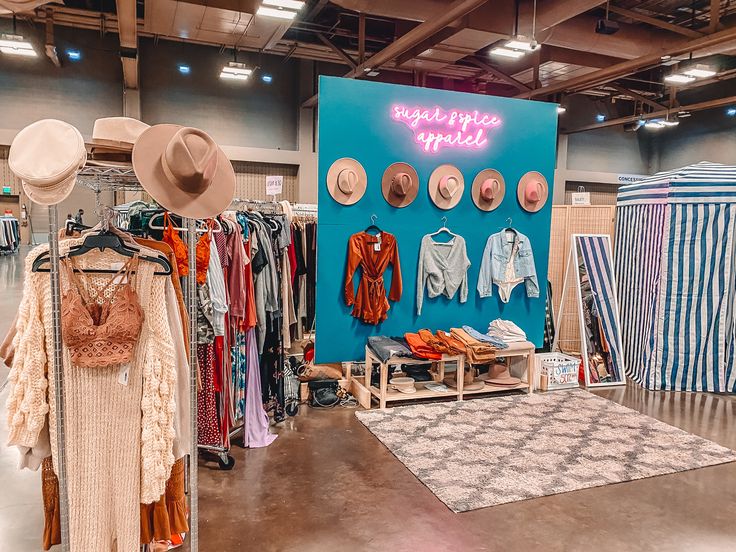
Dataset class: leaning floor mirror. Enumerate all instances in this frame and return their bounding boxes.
[555,234,626,388]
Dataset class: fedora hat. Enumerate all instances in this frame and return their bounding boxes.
[517,171,549,213]
[479,363,521,386]
[443,374,486,392]
[428,164,464,210]
[132,124,235,219]
[90,117,150,152]
[472,169,505,212]
[381,162,419,208]
[9,119,87,206]
[326,158,367,206]
[390,376,417,394]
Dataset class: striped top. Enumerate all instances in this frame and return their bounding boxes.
[617,162,736,206]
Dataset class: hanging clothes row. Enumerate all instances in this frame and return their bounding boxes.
[0,215,20,254]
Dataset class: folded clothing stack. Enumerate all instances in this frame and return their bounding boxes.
[367,335,413,363]
[404,332,442,360]
[450,327,497,364]
[487,319,527,344]
[461,325,508,349]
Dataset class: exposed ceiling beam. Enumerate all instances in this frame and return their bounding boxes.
[709,0,721,33]
[358,12,365,63]
[606,83,666,110]
[564,94,736,133]
[302,0,490,107]
[517,25,736,99]
[607,5,704,38]
[540,45,624,69]
[115,0,138,89]
[466,56,531,92]
[303,0,328,22]
[316,33,357,68]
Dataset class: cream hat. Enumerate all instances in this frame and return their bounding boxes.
[390,376,417,394]
[9,119,87,205]
[472,169,505,212]
[517,171,549,213]
[132,124,235,219]
[428,164,464,210]
[90,117,150,152]
[326,158,367,206]
[381,162,419,208]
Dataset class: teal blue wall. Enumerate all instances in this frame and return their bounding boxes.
[316,77,558,363]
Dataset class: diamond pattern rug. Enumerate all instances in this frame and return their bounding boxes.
[355,389,736,512]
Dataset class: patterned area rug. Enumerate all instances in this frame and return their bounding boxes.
[355,389,736,512]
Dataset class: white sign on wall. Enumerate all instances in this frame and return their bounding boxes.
[617,174,646,184]
[266,175,283,196]
[571,192,591,205]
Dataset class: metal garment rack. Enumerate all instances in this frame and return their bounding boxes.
[46,165,201,551]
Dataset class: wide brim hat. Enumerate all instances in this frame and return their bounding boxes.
[90,117,151,152]
[479,363,521,385]
[132,123,235,219]
[390,376,417,394]
[381,162,419,208]
[472,169,505,212]
[517,171,549,213]
[9,119,87,206]
[326,158,367,206]
[443,375,485,391]
[428,164,464,210]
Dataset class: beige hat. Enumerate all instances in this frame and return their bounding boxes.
[9,119,87,205]
[390,376,417,394]
[428,164,464,210]
[479,363,521,386]
[517,171,549,213]
[382,162,419,208]
[443,375,486,391]
[90,117,150,152]
[326,158,367,206]
[132,124,235,219]
[472,169,505,212]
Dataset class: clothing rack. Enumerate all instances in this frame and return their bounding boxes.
[44,167,202,552]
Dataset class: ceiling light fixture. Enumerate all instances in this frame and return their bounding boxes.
[263,0,304,9]
[556,106,566,114]
[220,61,252,81]
[682,64,717,78]
[505,38,539,52]
[66,48,81,61]
[490,47,525,59]
[727,107,736,117]
[261,73,273,83]
[596,113,606,122]
[178,64,191,74]
[664,73,696,84]
[677,110,692,118]
[257,6,298,19]
[644,120,665,129]
[660,119,680,127]
[367,70,380,77]
[0,34,37,57]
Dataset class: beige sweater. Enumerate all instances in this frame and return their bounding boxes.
[6,240,178,504]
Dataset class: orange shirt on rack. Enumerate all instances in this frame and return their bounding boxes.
[344,231,402,325]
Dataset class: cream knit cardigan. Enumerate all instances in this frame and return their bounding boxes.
[5,240,177,504]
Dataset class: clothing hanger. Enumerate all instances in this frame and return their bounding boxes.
[429,216,458,240]
[364,214,381,235]
[148,211,222,234]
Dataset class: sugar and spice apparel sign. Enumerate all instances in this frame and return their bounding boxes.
[391,104,502,153]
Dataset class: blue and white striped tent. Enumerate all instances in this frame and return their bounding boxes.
[616,161,736,393]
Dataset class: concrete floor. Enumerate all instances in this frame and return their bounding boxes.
[2,248,736,551]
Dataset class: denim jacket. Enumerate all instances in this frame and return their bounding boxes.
[477,229,539,300]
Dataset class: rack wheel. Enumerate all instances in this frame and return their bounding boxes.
[274,410,286,423]
[217,454,235,471]
[286,402,299,417]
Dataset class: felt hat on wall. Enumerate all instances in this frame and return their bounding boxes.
[517,171,549,213]
[326,157,367,206]
[471,169,505,212]
[9,119,87,206]
[132,124,236,219]
[428,164,464,210]
[381,162,419,208]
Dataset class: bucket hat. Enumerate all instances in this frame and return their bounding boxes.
[381,162,419,208]
[132,124,235,219]
[472,169,505,212]
[517,171,549,213]
[428,164,464,210]
[326,158,367,206]
[9,119,86,205]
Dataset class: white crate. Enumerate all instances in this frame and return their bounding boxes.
[535,352,580,391]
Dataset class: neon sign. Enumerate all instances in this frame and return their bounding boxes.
[391,104,502,153]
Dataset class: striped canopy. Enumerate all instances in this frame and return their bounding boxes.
[616,162,736,393]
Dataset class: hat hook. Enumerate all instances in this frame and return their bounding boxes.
[441,216,448,226]
[371,214,377,225]
[506,217,512,226]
